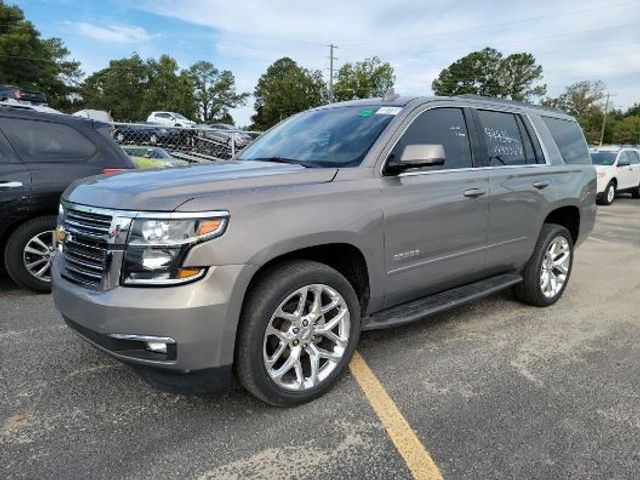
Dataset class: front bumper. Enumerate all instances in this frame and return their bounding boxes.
[596,173,609,194]
[52,255,258,373]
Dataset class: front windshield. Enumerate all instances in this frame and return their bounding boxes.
[238,105,397,168]
[174,113,188,120]
[590,151,617,165]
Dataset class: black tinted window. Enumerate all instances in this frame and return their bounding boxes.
[391,108,472,169]
[476,110,531,166]
[0,119,96,163]
[542,117,590,164]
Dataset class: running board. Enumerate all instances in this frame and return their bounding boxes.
[363,273,522,331]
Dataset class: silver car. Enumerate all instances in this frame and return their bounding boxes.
[52,95,596,405]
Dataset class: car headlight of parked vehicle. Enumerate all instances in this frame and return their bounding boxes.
[123,215,228,285]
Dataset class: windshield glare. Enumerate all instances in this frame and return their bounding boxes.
[590,151,617,165]
[239,106,396,168]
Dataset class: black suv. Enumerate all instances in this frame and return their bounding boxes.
[0,107,134,292]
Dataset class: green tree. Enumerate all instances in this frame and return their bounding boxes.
[251,57,327,130]
[0,1,82,110]
[142,54,195,119]
[432,47,546,102]
[188,61,248,123]
[80,54,150,121]
[542,80,606,118]
[80,54,197,122]
[333,56,395,101]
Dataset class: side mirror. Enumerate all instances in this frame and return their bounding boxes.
[386,144,446,174]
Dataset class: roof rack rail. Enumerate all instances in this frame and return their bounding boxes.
[454,94,567,115]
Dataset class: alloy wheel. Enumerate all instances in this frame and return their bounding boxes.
[262,284,350,391]
[23,230,56,283]
[540,235,571,298]
[607,185,615,204]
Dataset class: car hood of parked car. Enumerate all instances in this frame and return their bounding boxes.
[63,161,339,211]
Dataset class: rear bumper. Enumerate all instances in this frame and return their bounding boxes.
[52,255,258,373]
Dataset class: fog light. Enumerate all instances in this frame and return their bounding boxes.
[145,341,168,354]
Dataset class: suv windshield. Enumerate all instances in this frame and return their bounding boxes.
[238,106,396,168]
[590,151,617,165]
[173,113,188,120]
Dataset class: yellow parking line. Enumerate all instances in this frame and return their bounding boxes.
[349,351,444,480]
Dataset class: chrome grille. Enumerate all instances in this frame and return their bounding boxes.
[61,207,112,287]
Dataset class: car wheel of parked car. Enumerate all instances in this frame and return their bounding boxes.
[4,216,57,293]
[150,134,158,144]
[513,223,574,307]
[632,181,640,199]
[236,260,361,406]
[115,132,125,142]
[601,181,616,205]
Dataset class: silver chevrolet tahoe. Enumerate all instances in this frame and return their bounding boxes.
[52,95,596,406]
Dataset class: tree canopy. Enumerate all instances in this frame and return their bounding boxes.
[250,57,327,130]
[432,47,546,102]
[0,1,82,109]
[188,61,248,123]
[333,56,395,101]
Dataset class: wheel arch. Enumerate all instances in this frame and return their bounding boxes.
[244,243,372,317]
[543,205,580,243]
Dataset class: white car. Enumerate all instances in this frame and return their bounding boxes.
[146,111,196,128]
[590,146,640,205]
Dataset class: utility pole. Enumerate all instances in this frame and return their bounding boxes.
[328,44,338,100]
[599,92,611,146]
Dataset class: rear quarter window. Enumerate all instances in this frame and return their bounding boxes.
[542,117,591,164]
[0,118,96,163]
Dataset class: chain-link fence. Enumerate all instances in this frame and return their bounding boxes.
[109,123,262,164]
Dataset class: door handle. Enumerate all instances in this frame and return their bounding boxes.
[533,180,550,190]
[463,188,486,198]
[0,181,23,188]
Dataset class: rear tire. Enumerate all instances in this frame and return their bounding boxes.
[513,224,574,307]
[236,260,361,406]
[4,216,57,293]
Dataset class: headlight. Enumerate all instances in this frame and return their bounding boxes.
[123,213,228,286]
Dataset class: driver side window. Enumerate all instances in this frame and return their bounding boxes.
[390,108,473,170]
[618,152,631,166]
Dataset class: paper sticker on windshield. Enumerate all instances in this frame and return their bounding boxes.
[376,106,402,115]
[358,109,374,117]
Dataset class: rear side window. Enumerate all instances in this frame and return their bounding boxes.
[542,117,590,164]
[0,118,96,163]
[475,110,536,166]
[391,108,473,169]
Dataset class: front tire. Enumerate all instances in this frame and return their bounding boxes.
[600,181,616,205]
[631,181,640,199]
[513,224,574,307]
[236,260,361,406]
[4,216,57,293]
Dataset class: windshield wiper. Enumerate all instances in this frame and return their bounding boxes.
[250,157,314,168]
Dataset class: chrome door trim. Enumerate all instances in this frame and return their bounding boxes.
[0,181,23,188]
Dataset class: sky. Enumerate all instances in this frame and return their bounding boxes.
[15,0,640,126]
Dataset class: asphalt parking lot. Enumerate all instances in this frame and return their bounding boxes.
[2,197,639,479]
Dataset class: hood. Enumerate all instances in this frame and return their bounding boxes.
[63,161,338,211]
